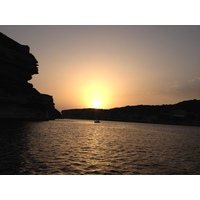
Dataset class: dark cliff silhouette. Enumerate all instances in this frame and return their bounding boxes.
[61,99,200,126]
[0,32,61,120]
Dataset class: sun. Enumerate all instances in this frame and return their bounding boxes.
[92,99,101,109]
[80,79,112,109]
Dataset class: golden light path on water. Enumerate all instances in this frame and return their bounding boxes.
[1,119,200,175]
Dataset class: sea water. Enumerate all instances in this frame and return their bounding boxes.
[0,119,200,174]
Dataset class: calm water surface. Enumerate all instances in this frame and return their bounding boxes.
[0,119,200,175]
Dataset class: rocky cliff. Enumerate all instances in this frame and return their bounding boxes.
[0,32,61,120]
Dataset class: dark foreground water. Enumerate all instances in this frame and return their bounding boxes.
[0,119,200,175]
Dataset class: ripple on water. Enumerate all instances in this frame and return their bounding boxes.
[0,119,200,174]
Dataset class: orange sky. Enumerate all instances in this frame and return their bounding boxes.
[1,26,200,111]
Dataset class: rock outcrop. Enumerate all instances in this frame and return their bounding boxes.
[0,32,61,120]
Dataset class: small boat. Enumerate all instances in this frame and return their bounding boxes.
[94,109,100,123]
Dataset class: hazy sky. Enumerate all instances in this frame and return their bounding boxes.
[1,26,200,111]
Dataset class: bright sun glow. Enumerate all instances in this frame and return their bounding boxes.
[92,99,101,109]
[80,81,111,109]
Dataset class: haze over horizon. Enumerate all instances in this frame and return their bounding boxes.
[1,26,200,111]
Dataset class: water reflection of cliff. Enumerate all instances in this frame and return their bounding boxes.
[62,99,200,126]
[0,32,60,120]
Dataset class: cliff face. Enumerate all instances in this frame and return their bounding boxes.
[0,32,61,120]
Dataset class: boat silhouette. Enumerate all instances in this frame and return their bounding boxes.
[94,109,100,123]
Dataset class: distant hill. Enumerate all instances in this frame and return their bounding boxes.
[61,99,200,126]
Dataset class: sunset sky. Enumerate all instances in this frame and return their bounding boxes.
[1,26,200,111]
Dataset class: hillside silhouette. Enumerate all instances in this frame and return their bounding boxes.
[62,99,200,126]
